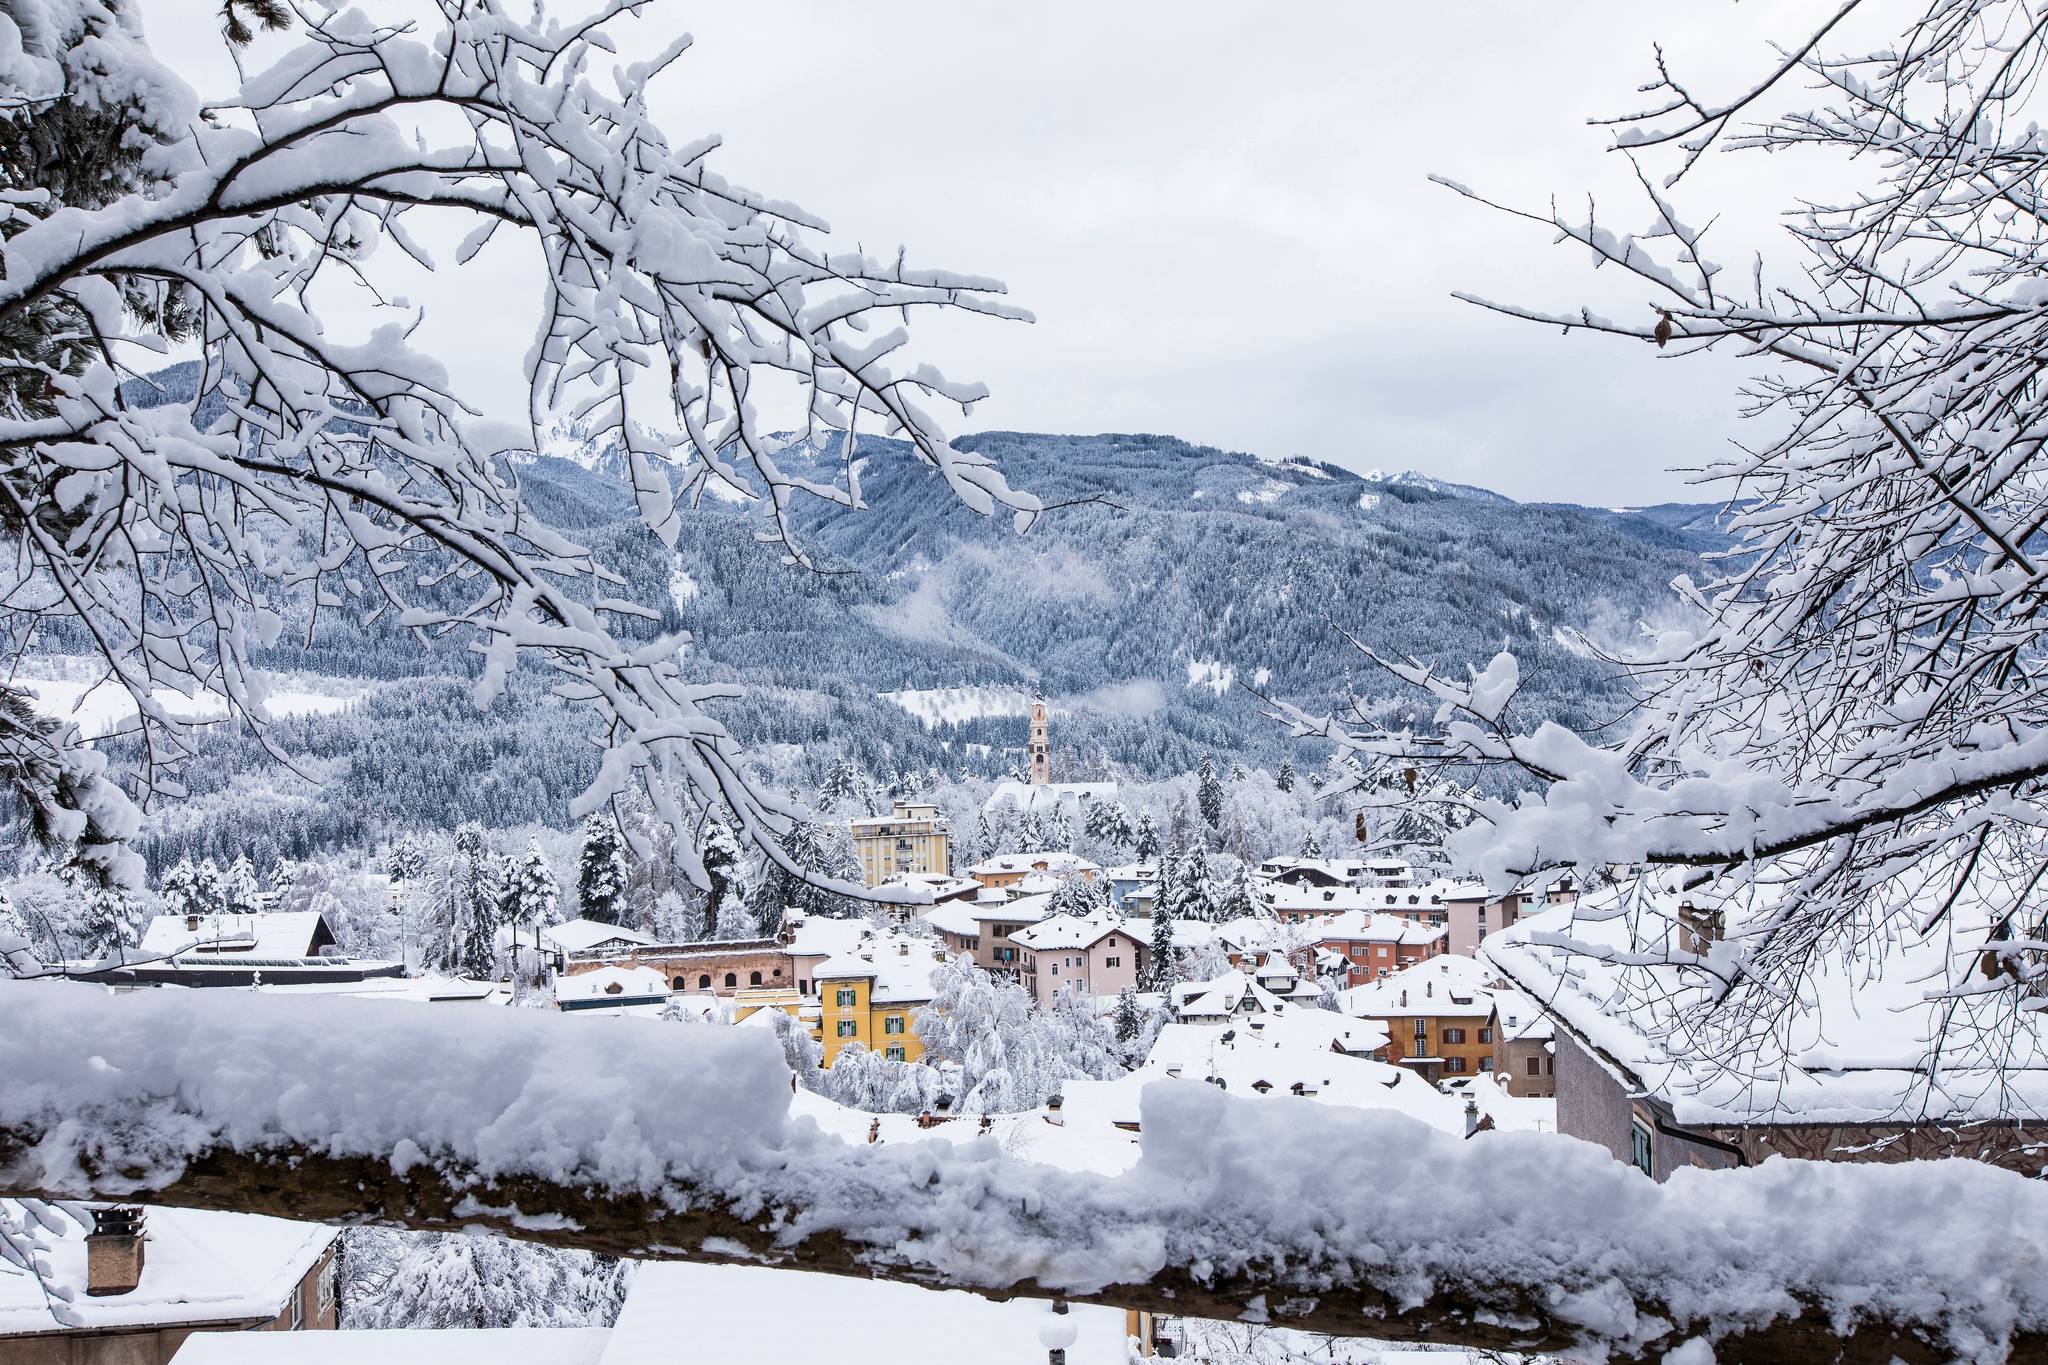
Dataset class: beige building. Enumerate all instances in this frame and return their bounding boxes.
[849,800,951,887]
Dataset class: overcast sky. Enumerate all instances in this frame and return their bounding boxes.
[142,2,1835,505]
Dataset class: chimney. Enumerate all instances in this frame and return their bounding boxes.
[86,1206,147,1297]
[1464,1098,1481,1138]
[1676,900,1725,956]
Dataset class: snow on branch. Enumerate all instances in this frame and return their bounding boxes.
[4,982,2048,1363]
[0,1,1037,888]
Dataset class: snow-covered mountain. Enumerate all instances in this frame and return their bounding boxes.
[63,371,1725,864]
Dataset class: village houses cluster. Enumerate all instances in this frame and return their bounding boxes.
[22,707,2008,1362]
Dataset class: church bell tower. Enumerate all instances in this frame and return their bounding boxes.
[1028,697,1050,785]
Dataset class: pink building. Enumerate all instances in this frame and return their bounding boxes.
[1011,907,1147,1003]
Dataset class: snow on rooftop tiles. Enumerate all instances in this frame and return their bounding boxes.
[0,1204,333,1338]
[137,911,333,961]
[1484,879,2048,1127]
[1342,956,1497,1019]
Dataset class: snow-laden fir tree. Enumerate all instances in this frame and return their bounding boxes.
[1156,841,1213,925]
[1049,871,1108,918]
[576,814,629,926]
[223,855,260,915]
[502,843,561,936]
[821,1043,940,1114]
[74,883,137,962]
[1049,807,1072,851]
[1299,829,1324,859]
[267,858,296,900]
[385,836,426,884]
[343,1227,630,1330]
[192,859,225,915]
[1147,904,1180,995]
[818,757,858,814]
[1213,860,1262,922]
[1276,760,1296,794]
[1132,812,1162,862]
[157,858,202,918]
[696,820,743,941]
[914,955,1118,1112]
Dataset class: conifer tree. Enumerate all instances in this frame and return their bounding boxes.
[503,843,561,933]
[1197,755,1224,830]
[386,836,426,884]
[193,858,227,914]
[1300,829,1325,859]
[1113,987,1142,1046]
[76,884,138,961]
[159,858,203,918]
[1276,760,1297,794]
[576,814,629,925]
[451,824,503,979]
[1147,902,1179,995]
[224,855,261,915]
[697,820,742,940]
[1132,812,1162,862]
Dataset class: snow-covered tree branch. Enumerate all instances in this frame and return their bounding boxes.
[1284,0,2048,1093]
[0,0,1036,891]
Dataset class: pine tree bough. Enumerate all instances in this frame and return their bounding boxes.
[6,983,2048,1364]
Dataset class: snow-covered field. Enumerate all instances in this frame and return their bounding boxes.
[1236,479,1289,505]
[14,659,368,738]
[880,685,1036,728]
[1185,659,1235,695]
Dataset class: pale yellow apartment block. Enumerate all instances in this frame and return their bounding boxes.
[848,799,952,887]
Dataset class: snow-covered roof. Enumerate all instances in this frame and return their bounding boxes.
[1264,882,1451,915]
[1114,1022,1464,1134]
[555,966,669,1005]
[1458,1071,1558,1134]
[1491,987,1555,1043]
[0,1205,334,1337]
[1011,907,1134,952]
[1101,861,1156,883]
[1484,880,2048,1126]
[170,1328,611,1365]
[979,781,1120,818]
[1123,916,1216,950]
[813,929,947,1004]
[138,911,333,960]
[1305,910,1447,946]
[874,872,980,903]
[601,1261,1128,1365]
[970,891,1054,925]
[1255,856,1370,883]
[968,850,1101,878]
[535,918,658,954]
[917,899,985,940]
[782,913,868,960]
[1341,955,1496,1019]
[1172,970,1290,1020]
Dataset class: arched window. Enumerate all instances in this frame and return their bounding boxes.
[697,974,710,991]
[672,977,687,991]
[723,972,737,989]
[749,971,763,987]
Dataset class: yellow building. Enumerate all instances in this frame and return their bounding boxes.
[849,800,952,888]
[813,931,945,1066]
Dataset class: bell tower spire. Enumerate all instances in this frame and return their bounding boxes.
[1028,696,1050,785]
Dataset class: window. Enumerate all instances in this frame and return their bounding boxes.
[836,1020,858,1038]
[1546,1057,1555,1075]
[1413,1018,1426,1039]
[1478,1027,1492,1044]
[1445,1057,1466,1074]
[749,971,763,987]
[697,974,710,990]
[885,1046,906,1062]
[1527,1056,1541,1075]
[289,1280,304,1330]
[1629,1117,1655,1178]
[317,1256,335,1319]
[1105,956,1120,967]
[1051,964,1059,976]
[836,988,857,1007]
[723,972,736,989]
[884,1016,905,1035]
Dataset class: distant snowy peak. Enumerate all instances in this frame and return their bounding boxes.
[1358,468,1516,505]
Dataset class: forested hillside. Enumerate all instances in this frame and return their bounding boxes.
[32,369,1718,866]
